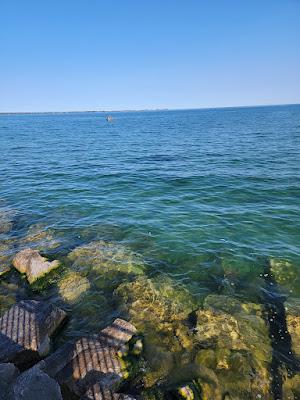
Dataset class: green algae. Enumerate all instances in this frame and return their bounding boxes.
[270,258,300,296]
[57,271,90,303]
[193,294,272,399]
[115,275,272,398]
[285,297,300,358]
[114,274,200,388]
[67,240,146,289]
[115,275,198,350]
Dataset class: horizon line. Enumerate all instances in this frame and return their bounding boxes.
[0,102,299,115]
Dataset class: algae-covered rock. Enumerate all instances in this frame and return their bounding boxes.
[58,272,90,303]
[177,385,194,400]
[193,294,272,399]
[282,371,300,400]
[270,258,300,295]
[115,275,199,388]
[13,248,60,284]
[115,275,197,351]
[285,298,300,358]
[68,241,146,289]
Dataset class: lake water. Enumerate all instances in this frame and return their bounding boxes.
[0,105,300,398]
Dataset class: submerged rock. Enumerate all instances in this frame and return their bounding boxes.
[13,248,60,284]
[68,241,145,289]
[115,275,198,387]
[58,272,90,303]
[8,366,63,400]
[38,318,137,398]
[270,258,300,296]
[194,294,272,399]
[22,223,62,252]
[115,275,197,351]
[0,363,20,400]
[282,371,300,400]
[0,300,66,367]
[0,209,15,234]
[285,298,300,358]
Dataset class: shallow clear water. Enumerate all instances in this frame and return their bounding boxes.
[1,105,300,397]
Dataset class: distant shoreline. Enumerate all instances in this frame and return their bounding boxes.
[0,103,299,115]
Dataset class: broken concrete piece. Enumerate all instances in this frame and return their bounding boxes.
[99,318,137,354]
[13,248,60,284]
[39,319,137,398]
[0,300,66,367]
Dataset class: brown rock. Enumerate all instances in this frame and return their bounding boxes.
[13,248,60,284]
[0,300,66,367]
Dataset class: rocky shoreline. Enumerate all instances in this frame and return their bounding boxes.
[1,210,300,399]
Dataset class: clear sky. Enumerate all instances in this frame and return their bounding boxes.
[1,0,300,112]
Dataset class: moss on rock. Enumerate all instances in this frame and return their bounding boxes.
[115,275,199,388]
[58,272,90,303]
[67,241,145,289]
[270,258,300,296]
[285,298,300,358]
[193,294,272,399]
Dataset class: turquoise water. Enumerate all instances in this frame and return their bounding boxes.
[1,105,300,397]
[1,106,299,265]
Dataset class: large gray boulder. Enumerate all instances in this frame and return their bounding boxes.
[0,300,66,367]
[8,366,63,400]
[0,363,20,400]
[12,248,60,284]
[38,319,137,399]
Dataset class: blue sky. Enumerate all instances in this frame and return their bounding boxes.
[1,0,300,112]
